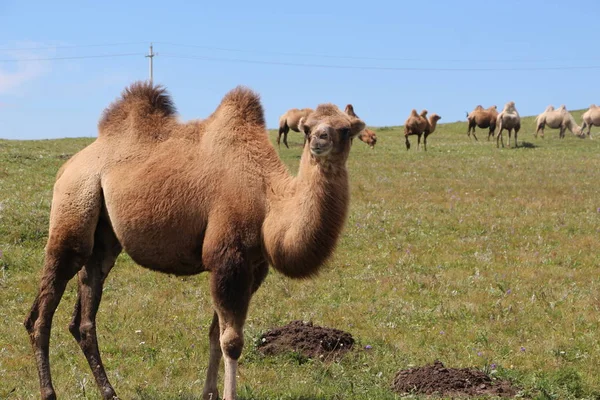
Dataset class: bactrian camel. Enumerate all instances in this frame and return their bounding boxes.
[581,104,600,139]
[24,82,365,400]
[277,107,313,148]
[496,101,521,148]
[403,109,441,151]
[344,104,377,148]
[534,104,583,139]
[466,105,498,141]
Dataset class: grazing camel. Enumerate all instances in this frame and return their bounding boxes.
[277,107,313,148]
[581,104,600,139]
[344,104,377,148]
[24,82,365,400]
[359,128,377,148]
[466,105,498,141]
[495,101,521,148]
[403,109,441,151]
[534,104,583,139]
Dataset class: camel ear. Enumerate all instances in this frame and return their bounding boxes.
[349,118,365,139]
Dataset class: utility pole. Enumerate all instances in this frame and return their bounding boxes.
[146,43,155,85]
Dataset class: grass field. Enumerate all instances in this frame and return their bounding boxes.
[1,110,599,399]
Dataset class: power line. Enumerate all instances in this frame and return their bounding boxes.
[0,53,144,62]
[159,53,600,72]
[0,41,149,52]
[154,41,600,64]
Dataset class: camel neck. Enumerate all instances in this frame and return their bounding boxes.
[262,144,350,278]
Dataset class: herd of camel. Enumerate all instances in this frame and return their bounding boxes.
[278,101,600,151]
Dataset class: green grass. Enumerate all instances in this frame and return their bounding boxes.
[1,111,599,399]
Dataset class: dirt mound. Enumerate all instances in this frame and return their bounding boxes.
[392,360,519,398]
[257,320,354,360]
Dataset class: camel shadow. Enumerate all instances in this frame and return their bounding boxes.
[517,141,537,149]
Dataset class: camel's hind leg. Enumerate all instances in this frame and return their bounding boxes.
[68,215,122,400]
[496,128,504,148]
[277,123,290,149]
[24,175,102,400]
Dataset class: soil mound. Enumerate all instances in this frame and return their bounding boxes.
[257,320,354,360]
[392,360,519,397]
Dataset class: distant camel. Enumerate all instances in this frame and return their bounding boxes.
[359,129,377,148]
[496,101,521,148]
[277,107,313,148]
[344,104,377,148]
[534,104,583,139]
[466,105,498,141]
[403,109,441,151]
[24,82,365,400]
[581,104,600,139]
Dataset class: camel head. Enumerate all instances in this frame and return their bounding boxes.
[299,104,365,159]
[503,101,516,112]
[359,129,377,149]
[430,114,442,122]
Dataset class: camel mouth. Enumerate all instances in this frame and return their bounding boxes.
[310,146,332,157]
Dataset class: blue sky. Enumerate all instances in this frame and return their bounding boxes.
[1,0,598,139]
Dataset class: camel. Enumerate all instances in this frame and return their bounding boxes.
[534,104,583,139]
[403,109,441,151]
[277,107,313,148]
[466,105,498,141]
[24,82,365,400]
[359,128,377,148]
[581,104,599,139]
[495,101,521,148]
[344,104,377,149]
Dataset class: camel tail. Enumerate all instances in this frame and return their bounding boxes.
[216,86,266,130]
[98,81,176,136]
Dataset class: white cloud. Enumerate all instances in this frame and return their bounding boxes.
[0,44,52,94]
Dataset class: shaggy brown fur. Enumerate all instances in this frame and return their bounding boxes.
[24,81,365,400]
[581,104,599,139]
[496,101,521,148]
[403,109,442,151]
[466,105,498,141]
[277,107,313,148]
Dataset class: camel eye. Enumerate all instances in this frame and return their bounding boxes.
[341,128,350,138]
[319,133,328,140]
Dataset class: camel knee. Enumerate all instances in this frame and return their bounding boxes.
[220,327,244,360]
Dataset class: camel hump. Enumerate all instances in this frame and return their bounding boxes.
[98,81,176,137]
[217,86,265,129]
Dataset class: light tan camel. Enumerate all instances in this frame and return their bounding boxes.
[277,107,313,148]
[403,109,441,151]
[495,101,521,148]
[534,104,583,139]
[581,104,600,139]
[466,105,498,141]
[24,82,365,400]
[344,104,377,148]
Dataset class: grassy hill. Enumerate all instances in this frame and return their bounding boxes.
[1,112,599,399]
